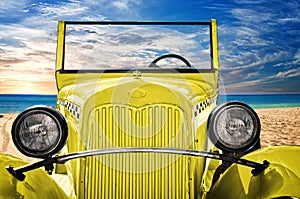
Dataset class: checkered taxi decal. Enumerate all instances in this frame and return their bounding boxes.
[193,97,216,117]
[60,99,81,120]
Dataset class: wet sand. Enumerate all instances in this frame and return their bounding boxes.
[1,108,299,159]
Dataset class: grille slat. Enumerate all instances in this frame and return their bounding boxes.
[85,104,190,198]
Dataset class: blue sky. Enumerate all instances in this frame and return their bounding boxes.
[0,0,299,94]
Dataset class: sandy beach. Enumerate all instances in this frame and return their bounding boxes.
[0,107,299,160]
[255,107,300,147]
[0,113,36,162]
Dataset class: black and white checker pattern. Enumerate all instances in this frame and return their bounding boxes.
[60,99,81,120]
[193,97,216,117]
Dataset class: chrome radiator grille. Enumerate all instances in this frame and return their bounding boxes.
[84,104,191,198]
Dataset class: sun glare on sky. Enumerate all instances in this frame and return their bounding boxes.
[16,88,41,95]
[8,87,56,95]
[0,0,299,94]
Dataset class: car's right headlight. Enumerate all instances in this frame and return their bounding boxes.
[207,101,260,153]
[11,106,68,159]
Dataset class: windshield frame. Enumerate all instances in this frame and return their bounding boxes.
[56,20,218,73]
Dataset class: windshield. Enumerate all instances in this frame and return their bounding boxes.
[63,22,213,71]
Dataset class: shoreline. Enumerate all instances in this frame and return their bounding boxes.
[0,107,299,160]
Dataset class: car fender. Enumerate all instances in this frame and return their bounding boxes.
[207,145,300,199]
[0,153,68,199]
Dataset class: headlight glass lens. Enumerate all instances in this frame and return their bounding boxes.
[19,113,60,152]
[12,106,68,158]
[207,101,260,153]
[216,107,256,149]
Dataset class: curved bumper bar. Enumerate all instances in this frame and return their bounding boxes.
[6,147,269,181]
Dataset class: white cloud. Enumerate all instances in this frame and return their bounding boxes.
[230,8,274,24]
[233,0,265,4]
[112,0,141,11]
[0,0,145,93]
[0,24,50,41]
[218,0,300,93]
[278,17,299,22]
[0,0,29,16]
[293,49,300,64]
[112,1,130,11]
[272,68,300,79]
[223,65,300,94]
[0,0,299,94]
[37,2,88,18]
[63,24,211,69]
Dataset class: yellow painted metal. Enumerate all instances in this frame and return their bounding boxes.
[211,19,219,70]
[0,154,68,199]
[55,21,65,72]
[56,68,218,198]
[83,104,191,198]
[54,19,219,198]
[207,145,300,199]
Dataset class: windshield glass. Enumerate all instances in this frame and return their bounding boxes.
[64,22,212,71]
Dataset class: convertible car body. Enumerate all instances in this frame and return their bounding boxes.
[1,19,300,199]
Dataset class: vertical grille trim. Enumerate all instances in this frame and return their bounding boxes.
[84,104,191,198]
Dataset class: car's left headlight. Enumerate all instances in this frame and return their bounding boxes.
[207,101,260,153]
[11,106,68,159]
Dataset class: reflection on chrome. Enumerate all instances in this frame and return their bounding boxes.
[6,147,269,181]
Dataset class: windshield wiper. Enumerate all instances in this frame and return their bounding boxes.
[6,147,269,181]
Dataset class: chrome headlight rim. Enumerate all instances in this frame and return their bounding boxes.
[207,101,261,153]
[11,106,68,159]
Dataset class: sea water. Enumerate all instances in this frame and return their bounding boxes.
[218,94,300,109]
[0,94,300,114]
[0,94,57,114]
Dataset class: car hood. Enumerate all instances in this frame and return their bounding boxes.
[58,75,216,110]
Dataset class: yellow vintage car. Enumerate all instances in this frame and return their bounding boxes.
[1,19,300,199]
